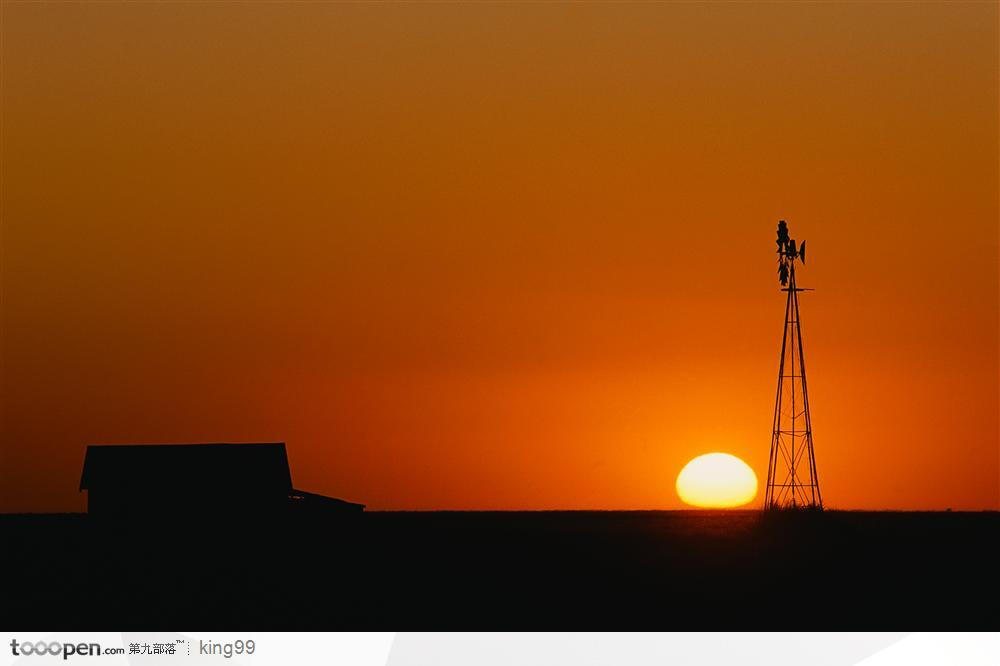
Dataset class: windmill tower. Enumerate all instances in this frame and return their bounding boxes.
[763,220,823,510]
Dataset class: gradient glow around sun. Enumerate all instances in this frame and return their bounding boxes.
[676,453,758,508]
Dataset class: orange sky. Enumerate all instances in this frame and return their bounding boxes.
[2,2,997,511]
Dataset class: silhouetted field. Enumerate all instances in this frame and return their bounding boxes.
[1,511,996,628]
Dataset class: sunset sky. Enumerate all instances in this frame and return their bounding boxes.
[2,2,997,512]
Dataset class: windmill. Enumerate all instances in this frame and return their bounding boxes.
[763,220,822,510]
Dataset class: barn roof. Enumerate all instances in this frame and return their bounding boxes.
[79,443,293,492]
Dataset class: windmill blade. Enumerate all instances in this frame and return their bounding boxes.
[776,220,789,247]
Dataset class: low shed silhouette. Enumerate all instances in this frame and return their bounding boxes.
[79,443,364,517]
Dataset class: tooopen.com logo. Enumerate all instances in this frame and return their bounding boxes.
[10,639,125,660]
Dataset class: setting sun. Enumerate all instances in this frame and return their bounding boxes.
[676,453,758,508]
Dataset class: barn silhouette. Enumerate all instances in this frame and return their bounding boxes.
[79,442,364,517]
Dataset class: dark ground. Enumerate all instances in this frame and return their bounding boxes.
[2,510,996,629]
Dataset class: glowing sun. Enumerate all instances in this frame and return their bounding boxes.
[676,453,758,508]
